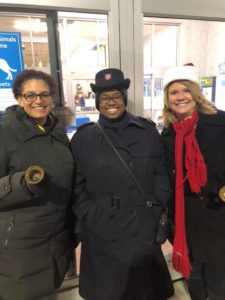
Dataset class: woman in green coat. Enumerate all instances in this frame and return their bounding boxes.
[0,69,75,300]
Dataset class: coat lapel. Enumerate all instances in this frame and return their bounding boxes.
[196,112,225,151]
[161,111,225,153]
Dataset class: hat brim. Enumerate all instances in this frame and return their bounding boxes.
[90,78,130,93]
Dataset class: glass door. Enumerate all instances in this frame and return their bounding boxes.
[143,17,225,128]
[143,19,179,125]
[0,12,51,110]
[0,1,120,126]
[58,12,109,123]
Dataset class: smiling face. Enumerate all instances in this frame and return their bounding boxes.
[167,81,197,121]
[17,79,53,125]
[99,89,126,120]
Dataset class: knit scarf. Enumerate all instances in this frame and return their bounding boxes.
[98,111,130,135]
[172,111,207,278]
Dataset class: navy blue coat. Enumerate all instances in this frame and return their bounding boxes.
[71,113,173,300]
[161,111,225,264]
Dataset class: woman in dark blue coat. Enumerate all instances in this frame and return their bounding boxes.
[71,68,174,300]
[161,64,225,300]
[0,69,75,300]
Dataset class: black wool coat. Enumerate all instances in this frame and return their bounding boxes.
[161,111,225,264]
[71,113,174,300]
[0,105,75,300]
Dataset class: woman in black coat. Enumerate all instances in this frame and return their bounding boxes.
[161,64,225,300]
[71,68,174,300]
[0,69,75,300]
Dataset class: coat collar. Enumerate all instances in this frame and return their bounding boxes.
[161,111,225,151]
[129,113,147,128]
[161,123,174,137]
[94,112,147,149]
[2,105,68,145]
[196,111,225,150]
[95,112,146,135]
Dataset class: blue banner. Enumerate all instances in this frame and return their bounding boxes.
[0,31,24,89]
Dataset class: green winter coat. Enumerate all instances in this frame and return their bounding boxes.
[0,105,75,300]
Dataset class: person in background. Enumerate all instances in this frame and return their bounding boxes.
[70,68,174,300]
[0,69,75,300]
[161,63,225,300]
[74,83,85,109]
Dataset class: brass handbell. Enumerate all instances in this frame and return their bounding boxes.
[218,186,225,202]
[24,165,45,185]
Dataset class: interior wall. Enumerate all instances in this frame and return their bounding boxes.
[179,20,225,77]
[206,22,225,75]
[179,20,209,77]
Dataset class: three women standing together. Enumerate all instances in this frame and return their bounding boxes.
[0,65,225,300]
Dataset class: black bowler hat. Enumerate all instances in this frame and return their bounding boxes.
[90,68,130,93]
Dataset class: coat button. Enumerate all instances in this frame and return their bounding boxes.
[146,201,153,207]
[129,162,133,168]
[172,169,176,174]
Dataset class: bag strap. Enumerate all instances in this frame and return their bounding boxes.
[96,122,155,195]
[96,122,144,194]
[96,122,159,207]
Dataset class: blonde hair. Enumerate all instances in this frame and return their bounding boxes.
[162,80,217,127]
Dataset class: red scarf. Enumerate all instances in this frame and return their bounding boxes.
[172,111,207,278]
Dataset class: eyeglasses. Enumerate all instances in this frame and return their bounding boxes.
[99,94,123,104]
[21,92,53,102]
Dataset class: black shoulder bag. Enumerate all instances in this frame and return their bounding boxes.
[96,122,168,244]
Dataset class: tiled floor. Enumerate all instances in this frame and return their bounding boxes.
[169,280,191,300]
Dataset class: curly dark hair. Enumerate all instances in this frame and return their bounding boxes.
[12,69,57,99]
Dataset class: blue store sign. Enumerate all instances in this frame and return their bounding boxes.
[0,31,24,88]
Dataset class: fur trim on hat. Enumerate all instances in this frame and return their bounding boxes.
[163,64,199,88]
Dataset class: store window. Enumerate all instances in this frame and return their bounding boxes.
[58,12,109,122]
[0,12,50,71]
[14,16,50,71]
[0,11,109,126]
[0,12,50,110]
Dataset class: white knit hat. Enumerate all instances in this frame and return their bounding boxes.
[163,63,199,89]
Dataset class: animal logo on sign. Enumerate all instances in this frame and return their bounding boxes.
[0,58,17,80]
